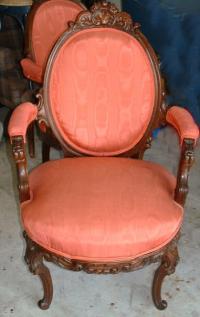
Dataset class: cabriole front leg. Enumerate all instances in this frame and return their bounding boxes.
[24,232,53,310]
[152,246,179,310]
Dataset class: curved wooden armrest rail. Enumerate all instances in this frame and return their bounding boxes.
[175,138,195,206]
[11,135,30,203]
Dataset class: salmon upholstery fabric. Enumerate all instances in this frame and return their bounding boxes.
[21,0,83,83]
[49,28,156,155]
[22,157,183,262]
[8,102,37,139]
[30,0,82,79]
[166,106,199,143]
[20,58,43,83]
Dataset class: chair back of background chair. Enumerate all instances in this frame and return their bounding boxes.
[42,2,164,157]
[26,0,85,69]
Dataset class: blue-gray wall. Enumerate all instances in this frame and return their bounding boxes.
[122,0,200,124]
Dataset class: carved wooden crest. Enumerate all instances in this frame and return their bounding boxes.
[68,1,140,33]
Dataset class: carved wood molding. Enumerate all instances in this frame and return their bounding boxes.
[68,1,140,33]
[159,77,168,125]
[36,90,50,133]
[161,246,179,275]
[175,138,195,206]
[24,231,180,275]
[11,136,30,202]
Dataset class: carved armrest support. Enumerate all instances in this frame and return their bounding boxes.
[175,138,195,206]
[11,135,30,203]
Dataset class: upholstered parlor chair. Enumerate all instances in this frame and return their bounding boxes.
[21,0,85,84]
[21,0,85,160]
[8,1,199,311]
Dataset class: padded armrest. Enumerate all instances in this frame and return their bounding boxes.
[166,106,199,144]
[8,102,38,140]
[21,58,43,84]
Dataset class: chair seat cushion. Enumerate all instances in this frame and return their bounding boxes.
[22,158,183,262]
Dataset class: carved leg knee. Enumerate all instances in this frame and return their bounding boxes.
[24,233,53,310]
[152,246,179,310]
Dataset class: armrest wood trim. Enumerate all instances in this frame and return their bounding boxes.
[175,138,195,206]
[11,135,30,203]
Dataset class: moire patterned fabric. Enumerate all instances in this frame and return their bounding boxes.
[21,157,183,261]
[21,0,83,83]
[49,28,155,155]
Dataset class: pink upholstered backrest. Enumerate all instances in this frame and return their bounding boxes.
[30,0,83,68]
[47,28,156,156]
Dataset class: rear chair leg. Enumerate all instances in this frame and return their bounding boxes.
[42,142,50,162]
[152,246,179,310]
[27,123,35,158]
[24,232,53,310]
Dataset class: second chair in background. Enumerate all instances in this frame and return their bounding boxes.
[21,0,86,161]
[21,0,85,84]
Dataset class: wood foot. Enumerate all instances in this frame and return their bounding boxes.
[152,246,179,310]
[38,299,50,310]
[42,142,50,163]
[27,123,35,158]
[24,232,53,310]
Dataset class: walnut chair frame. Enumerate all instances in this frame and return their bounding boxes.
[9,1,198,311]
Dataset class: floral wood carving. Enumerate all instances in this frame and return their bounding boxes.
[159,77,168,125]
[145,136,152,150]
[24,232,180,275]
[36,90,49,133]
[175,138,195,206]
[11,136,30,202]
[68,1,140,33]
